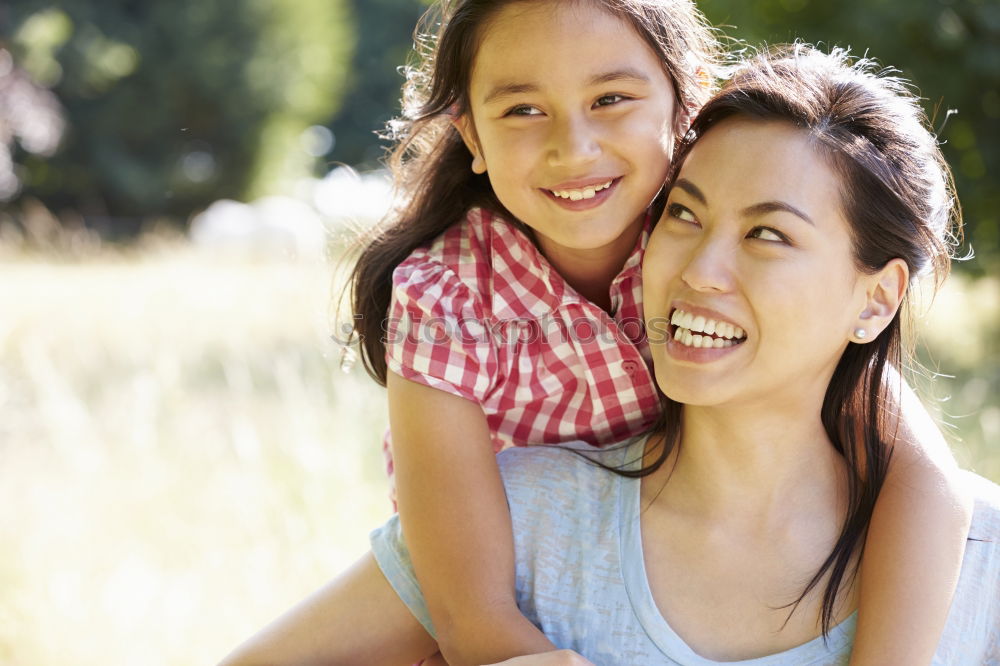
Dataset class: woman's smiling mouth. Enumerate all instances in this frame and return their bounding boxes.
[669,308,747,349]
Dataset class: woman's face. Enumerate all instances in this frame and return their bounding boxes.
[643,117,871,410]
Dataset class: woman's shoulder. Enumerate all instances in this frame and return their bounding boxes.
[955,471,1000,600]
[965,471,1000,540]
[497,440,641,513]
[932,471,1000,663]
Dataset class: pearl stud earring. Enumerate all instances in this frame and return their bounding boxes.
[853,328,867,340]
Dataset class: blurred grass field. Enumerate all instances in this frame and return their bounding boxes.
[0,241,392,665]
[0,239,997,666]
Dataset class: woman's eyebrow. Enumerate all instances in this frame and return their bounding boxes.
[672,178,814,226]
[742,201,815,226]
[672,178,706,204]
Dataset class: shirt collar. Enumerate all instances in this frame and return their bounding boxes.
[484,209,651,321]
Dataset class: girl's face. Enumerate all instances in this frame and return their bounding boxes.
[456,1,678,259]
[643,117,873,410]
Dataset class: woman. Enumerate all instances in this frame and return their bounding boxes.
[221,45,999,665]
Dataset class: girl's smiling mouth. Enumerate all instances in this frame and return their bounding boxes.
[542,177,621,209]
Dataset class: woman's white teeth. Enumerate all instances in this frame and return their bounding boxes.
[670,308,746,348]
[550,180,613,200]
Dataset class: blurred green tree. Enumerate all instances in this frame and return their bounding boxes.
[698,0,1000,275]
[327,0,427,170]
[3,0,354,236]
[0,45,65,202]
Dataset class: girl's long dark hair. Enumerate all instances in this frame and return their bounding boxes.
[596,44,961,637]
[347,0,721,384]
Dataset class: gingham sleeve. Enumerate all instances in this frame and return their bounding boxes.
[385,253,498,404]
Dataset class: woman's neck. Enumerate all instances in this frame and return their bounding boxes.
[639,397,856,661]
[648,397,847,525]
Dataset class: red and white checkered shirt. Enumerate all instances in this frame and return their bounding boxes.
[382,207,661,481]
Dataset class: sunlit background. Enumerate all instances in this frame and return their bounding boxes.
[1,1,997,664]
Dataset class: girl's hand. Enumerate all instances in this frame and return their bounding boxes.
[484,649,596,666]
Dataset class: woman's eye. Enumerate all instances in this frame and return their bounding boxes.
[594,94,627,107]
[666,203,698,224]
[747,227,788,243]
[504,104,542,117]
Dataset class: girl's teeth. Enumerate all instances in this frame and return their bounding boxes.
[551,180,613,200]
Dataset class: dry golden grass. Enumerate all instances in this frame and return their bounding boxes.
[0,240,996,665]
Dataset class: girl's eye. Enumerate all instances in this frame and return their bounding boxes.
[594,94,627,107]
[504,104,542,117]
[666,202,698,224]
[747,226,789,243]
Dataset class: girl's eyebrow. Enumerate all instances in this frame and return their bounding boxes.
[589,67,651,86]
[482,83,539,105]
[481,68,651,105]
[672,178,815,226]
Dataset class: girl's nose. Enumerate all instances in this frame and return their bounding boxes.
[546,114,601,169]
[680,237,734,294]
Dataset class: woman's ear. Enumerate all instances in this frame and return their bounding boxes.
[452,114,487,174]
[852,258,909,343]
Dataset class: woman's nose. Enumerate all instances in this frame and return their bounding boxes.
[680,236,735,294]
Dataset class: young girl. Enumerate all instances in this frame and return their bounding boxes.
[221,2,971,664]
[354,1,719,661]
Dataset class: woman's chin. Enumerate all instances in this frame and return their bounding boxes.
[657,375,727,408]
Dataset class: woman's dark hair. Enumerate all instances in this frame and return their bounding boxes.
[626,44,962,637]
[347,0,721,384]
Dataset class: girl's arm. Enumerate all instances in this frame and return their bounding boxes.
[217,552,439,666]
[850,381,974,665]
[486,650,596,665]
[388,371,556,665]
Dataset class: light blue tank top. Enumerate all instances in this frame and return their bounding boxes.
[371,439,1000,664]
